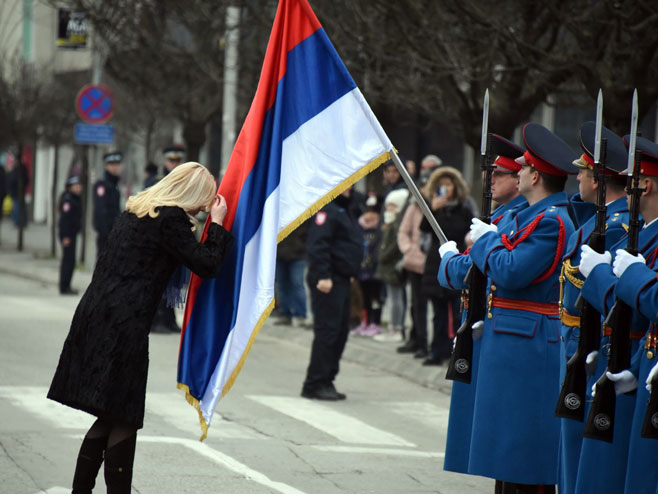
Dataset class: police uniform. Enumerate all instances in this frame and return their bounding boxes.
[467,123,577,488]
[584,136,658,494]
[302,194,362,399]
[93,152,122,256]
[439,134,527,475]
[557,123,630,494]
[59,177,82,294]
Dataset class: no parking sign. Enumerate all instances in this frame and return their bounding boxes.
[75,84,114,124]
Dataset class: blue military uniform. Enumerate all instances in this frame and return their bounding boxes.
[557,123,630,494]
[586,136,658,494]
[440,134,527,474]
[467,123,577,486]
[93,151,122,257]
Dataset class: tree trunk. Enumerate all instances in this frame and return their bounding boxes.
[182,120,207,163]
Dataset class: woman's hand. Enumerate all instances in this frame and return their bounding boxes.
[431,195,448,211]
[210,194,228,225]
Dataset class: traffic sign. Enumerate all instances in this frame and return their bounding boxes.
[74,123,114,144]
[75,84,113,124]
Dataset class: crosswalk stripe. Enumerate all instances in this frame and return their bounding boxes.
[34,488,70,494]
[145,392,264,439]
[0,386,94,430]
[138,435,307,494]
[247,395,416,447]
[313,445,445,458]
[387,401,449,434]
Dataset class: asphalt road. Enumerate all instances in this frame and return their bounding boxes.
[0,272,491,494]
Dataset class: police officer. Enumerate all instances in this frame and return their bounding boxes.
[93,151,122,257]
[59,176,83,295]
[579,136,658,494]
[438,134,527,476]
[556,122,630,494]
[301,188,363,400]
[466,123,577,492]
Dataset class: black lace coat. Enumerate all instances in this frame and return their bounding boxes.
[48,206,233,428]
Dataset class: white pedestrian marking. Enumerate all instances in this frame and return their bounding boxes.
[0,386,93,430]
[138,435,307,494]
[2,296,75,319]
[247,395,416,447]
[387,401,450,434]
[146,392,264,439]
[34,488,70,494]
[313,445,445,458]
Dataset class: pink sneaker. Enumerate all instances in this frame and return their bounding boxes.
[350,322,367,335]
[360,323,382,337]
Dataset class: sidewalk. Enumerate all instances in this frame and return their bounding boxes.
[0,218,452,396]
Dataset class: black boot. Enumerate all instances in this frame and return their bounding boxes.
[72,436,107,494]
[104,434,137,494]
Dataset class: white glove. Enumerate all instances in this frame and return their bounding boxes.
[470,218,497,243]
[612,249,645,278]
[647,361,658,392]
[472,320,484,341]
[439,240,458,258]
[579,245,611,278]
[606,370,638,395]
[585,350,598,379]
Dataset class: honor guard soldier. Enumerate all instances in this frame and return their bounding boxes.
[466,123,577,492]
[557,123,630,494]
[580,136,658,494]
[59,176,83,295]
[438,134,527,475]
[93,151,122,257]
[301,188,362,401]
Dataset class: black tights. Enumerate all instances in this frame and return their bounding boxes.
[72,418,138,494]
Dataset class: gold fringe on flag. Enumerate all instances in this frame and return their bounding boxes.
[178,149,391,442]
[277,150,391,243]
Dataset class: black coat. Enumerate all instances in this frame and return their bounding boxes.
[420,201,473,298]
[48,206,233,427]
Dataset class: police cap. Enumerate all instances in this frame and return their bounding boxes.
[103,151,123,164]
[572,121,626,175]
[515,123,577,176]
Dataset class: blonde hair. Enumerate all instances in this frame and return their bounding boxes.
[125,162,216,228]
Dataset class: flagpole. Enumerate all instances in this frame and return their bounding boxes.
[390,149,448,244]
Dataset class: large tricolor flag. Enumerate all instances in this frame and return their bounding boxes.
[177,0,393,440]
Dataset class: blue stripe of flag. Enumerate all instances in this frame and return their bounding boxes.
[178,29,356,399]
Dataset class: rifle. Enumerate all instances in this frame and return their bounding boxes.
[555,93,606,421]
[446,90,493,383]
[584,90,640,442]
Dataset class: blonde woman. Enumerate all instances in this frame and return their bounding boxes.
[48,162,233,494]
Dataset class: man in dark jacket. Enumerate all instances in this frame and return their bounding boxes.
[59,176,83,294]
[302,189,363,400]
[93,151,122,257]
